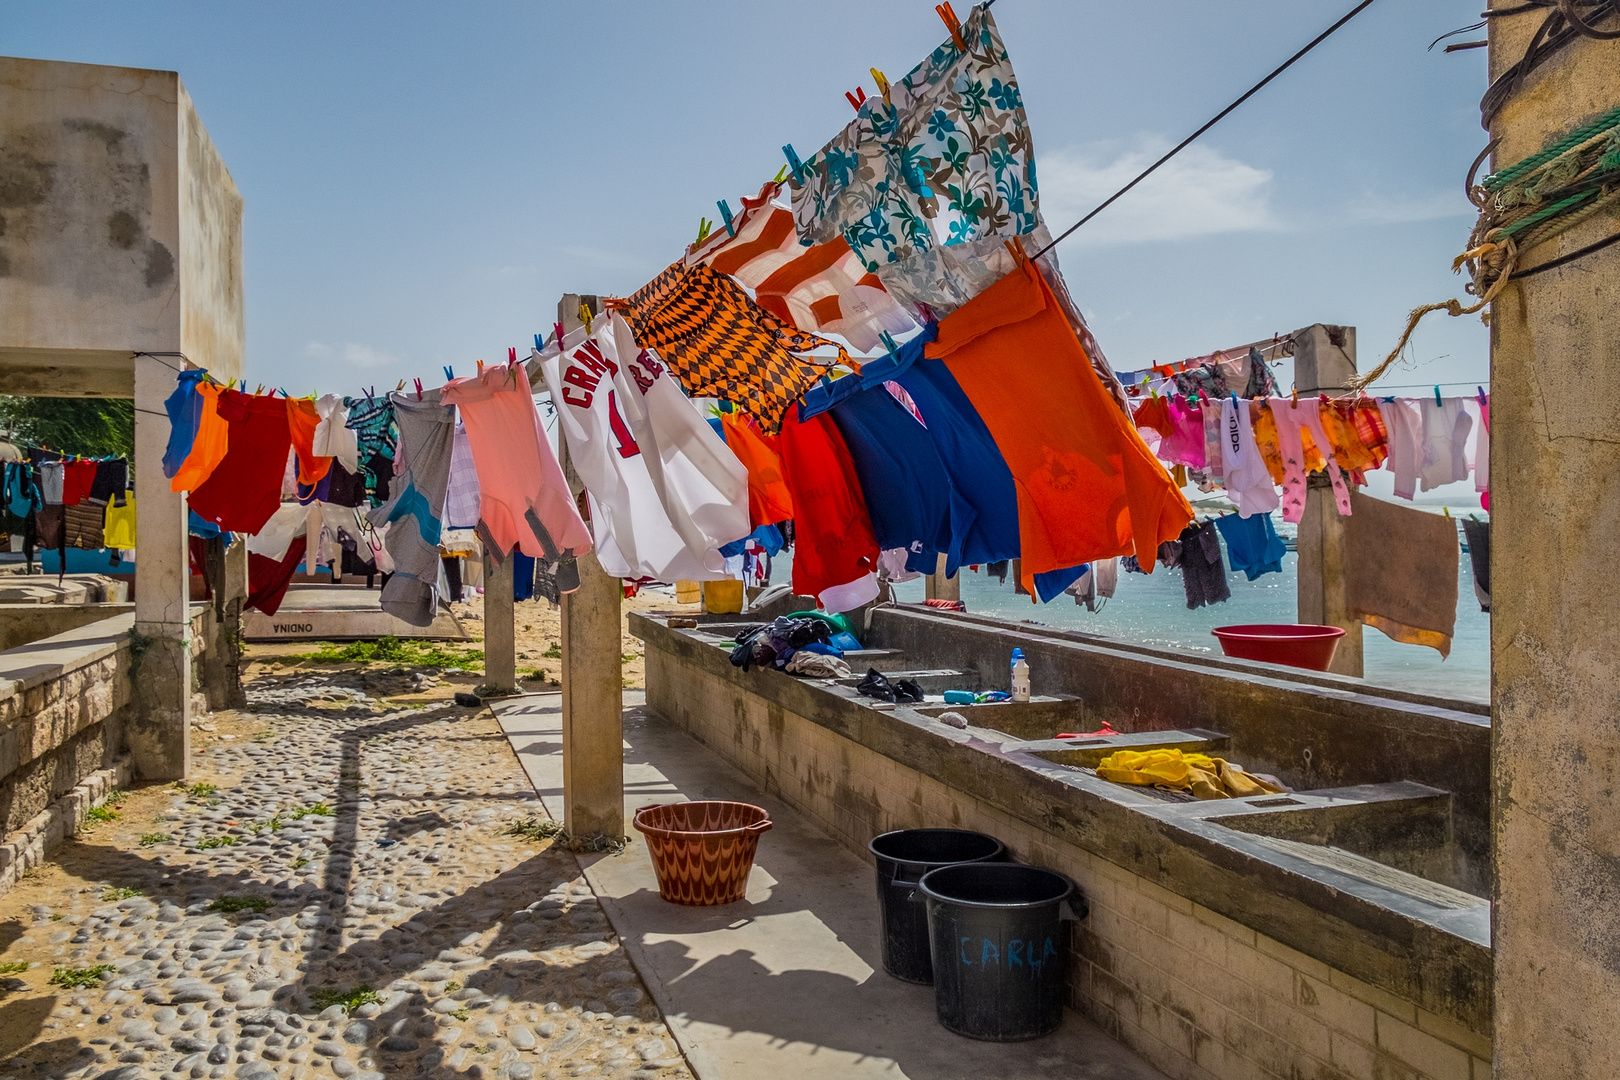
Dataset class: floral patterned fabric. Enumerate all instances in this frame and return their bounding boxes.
[788,6,1053,315]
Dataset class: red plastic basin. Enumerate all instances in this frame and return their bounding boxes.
[1211,624,1346,671]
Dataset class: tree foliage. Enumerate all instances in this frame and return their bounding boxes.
[0,397,134,458]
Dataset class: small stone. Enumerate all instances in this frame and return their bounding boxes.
[506,1065,534,1080]
[312,1042,345,1058]
[379,1037,418,1053]
[633,1039,668,1062]
[330,1058,357,1078]
[341,1020,374,1045]
[507,1026,536,1051]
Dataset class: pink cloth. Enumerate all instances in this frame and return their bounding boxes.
[1271,397,1351,523]
[1157,395,1206,469]
[440,365,592,560]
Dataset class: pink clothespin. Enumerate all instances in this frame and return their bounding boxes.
[554,322,568,352]
[508,346,519,368]
[414,378,423,401]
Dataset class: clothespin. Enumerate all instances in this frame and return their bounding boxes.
[878,330,899,359]
[870,68,892,109]
[414,378,423,401]
[1003,238,1026,265]
[1434,386,1443,406]
[443,366,454,381]
[782,144,805,185]
[935,2,967,51]
[476,359,485,373]
[278,388,288,398]
[578,303,594,334]
[1476,385,1488,406]
[1442,506,1452,519]
[553,322,567,351]
[770,164,789,186]
[844,86,867,112]
[1291,386,1299,404]
[717,199,735,237]
[695,217,713,246]
[366,386,375,404]
[253,383,264,396]
[396,380,406,392]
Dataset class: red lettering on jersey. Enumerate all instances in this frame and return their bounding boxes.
[636,349,665,378]
[573,340,619,378]
[607,391,641,459]
[563,365,600,395]
[561,387,593,408]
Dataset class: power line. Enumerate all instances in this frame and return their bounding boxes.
[1031,0,1379,259]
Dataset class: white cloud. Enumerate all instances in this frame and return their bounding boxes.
[303,341,400,369]
[1037,138,1276,248]
[1344,189,1474,225]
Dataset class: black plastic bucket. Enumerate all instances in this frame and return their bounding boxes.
[869,829,1005,984]
[919,863,1085,1041]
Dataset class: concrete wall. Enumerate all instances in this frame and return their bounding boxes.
[1486,5,1620,1075]
[0,602,132,653]
[0,54,243,389]
[638,621,1492,1080]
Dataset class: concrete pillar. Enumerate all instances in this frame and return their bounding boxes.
[1290,324,1357,396]
[200,536,247,710]
[924,553,960,602]
[1487,10,1620,1074]
[1296,475,1363,677]
[555,293,624,842]
[481,553,517,696]
[129,354,191,779]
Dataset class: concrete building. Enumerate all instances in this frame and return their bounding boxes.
[0,55,245,782]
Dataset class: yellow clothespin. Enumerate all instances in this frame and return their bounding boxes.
[1442,506,1452,520]
[579,302,594,334]
[396,379,406,392]
[869,68,892,110]
[253,383,264,396]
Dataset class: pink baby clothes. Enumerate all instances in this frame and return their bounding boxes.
[1378,398,1423,500]
[1271,397,1351,523]
[439,365,592,562]
[1157,395,1206,469]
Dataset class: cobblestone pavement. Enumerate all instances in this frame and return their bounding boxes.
[0,669,693,1080]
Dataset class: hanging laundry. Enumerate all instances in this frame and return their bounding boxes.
[751,236,917,354]
[442,421,482,531]
[1177,521,1231,610]
[343,394,399,507]
[88,459,127,503]
[1343,490,1458,656]
[1461,516,1491,612]
[1214,512,1285,581]
[617,260,845,434]
[102,495,136,549]
[605,314,752,566]
[1132,397,1176,443]
[1219,398,1280,518]
[320,461,368,509]
[924,260,1193,595]
[60,460,97,506]
[720,412,794,527]
[1156,396,1206,469]
[776,408,881,612]
[367,389,456,626]
[1419,397,1474,491]
[61,502,105,549]
[245,536,307,617]
[689,180,802,284]
[534,324,719,582]
[1473,393,1490,510]
[1378,397,1424,501]
[285,396,335,487]
[38,461,64,506]
[1342,400,1389,471]
[828,379,954,575]
[162,369,208,478]
[170,380,230,494]
[1270,397,1350,523]
[247,502,311,562]
[311,394,360,473]
[511,550,537,602]
[789,5,1054,315]
[189,390,295,535]
[1318,397,1378,478]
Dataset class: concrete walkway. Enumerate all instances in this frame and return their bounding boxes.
[493,692,1168,1080]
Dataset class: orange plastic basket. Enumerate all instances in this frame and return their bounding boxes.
[632,801,772,906]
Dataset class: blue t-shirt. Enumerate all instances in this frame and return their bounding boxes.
[829,385,953,574]
[1214,512,1285,581]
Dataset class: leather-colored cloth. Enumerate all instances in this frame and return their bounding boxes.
[924,261,1192,595]
[1096,748,1284,800]
[1343,489,1459,656]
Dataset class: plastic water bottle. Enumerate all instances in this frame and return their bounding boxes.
[1011,648,1031,703]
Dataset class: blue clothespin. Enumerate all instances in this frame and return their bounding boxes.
[1476,385,1487,403]
[783,144,805,185]
[1434,385,1443,406]
[879,330,899,359]
[534,333,546,352]
[443,365,454,381]
[717,199,735,237]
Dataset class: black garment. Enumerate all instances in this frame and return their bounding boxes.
[362,452,393,506]
[34,505,64,549]
[1461,518,1490,613]
[323,461,368,508]
[88,458,128,502]
[986,560,1009,583]
[441,555,464,602]
[857,668,923,703]
[341,546,376,588]
[1178,521,1231,610]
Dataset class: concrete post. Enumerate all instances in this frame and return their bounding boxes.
[1291,323,1362,677]
[556,293,624,842]
[924,553,960,602]
[129,354,191,779]
[482,553,517,695]
[1487,10,1620,1075]
[200,536,247,710]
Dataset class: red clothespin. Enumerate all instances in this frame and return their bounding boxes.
[844,86,867,112]
[508,346,519,368]
[935,2,967,51]
[414,378,423,401]
[553,322,568,352]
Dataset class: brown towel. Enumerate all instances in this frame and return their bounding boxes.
[1343,490,1458,657]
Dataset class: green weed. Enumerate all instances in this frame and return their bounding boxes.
[49,965,114,989]
[286,804,332,820]
[500,817,562,842]
[541,643,562,659]
[196,836,236,850]
[175,782,219,799]
[0,961,28,974]
[138,833,170,847]
[208,896,270,915]
[443,980,462,993]
[101,887,141,902]
[287,637,484,670]
[291,858,309,870]
[309,985,384,1014]
[451,1007,470,1021]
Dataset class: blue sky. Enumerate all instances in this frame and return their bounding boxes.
[11,1,1493,397]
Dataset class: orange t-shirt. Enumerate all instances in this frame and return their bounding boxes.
[721,411,794,527]
[285,397,334,487]
[925,261,1193,593]
[169,382,230,493]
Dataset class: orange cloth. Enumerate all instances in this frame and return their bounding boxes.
[285,397,333,487]
[169,382,230,493]
[1319,398,1378,474]
[924,261,1193,594]
[721,412,794,527]
[1131,397,1176,438]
